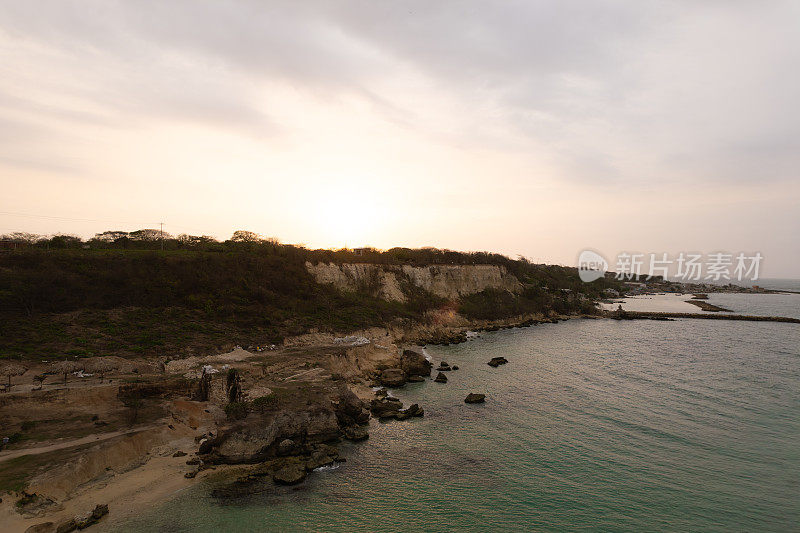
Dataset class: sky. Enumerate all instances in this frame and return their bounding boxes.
[0,1,798,277]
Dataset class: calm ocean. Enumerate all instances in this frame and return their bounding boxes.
[117,293,800,532]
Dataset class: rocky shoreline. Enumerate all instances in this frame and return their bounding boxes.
[4,301,797,531]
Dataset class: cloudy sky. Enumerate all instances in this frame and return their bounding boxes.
[1,1,798,276]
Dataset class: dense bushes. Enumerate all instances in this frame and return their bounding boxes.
[0,232,624,360]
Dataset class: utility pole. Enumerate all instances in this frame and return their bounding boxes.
[160,222,164,251]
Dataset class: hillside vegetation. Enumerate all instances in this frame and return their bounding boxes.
[0,231,624,361]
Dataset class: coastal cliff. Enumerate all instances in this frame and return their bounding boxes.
[305,262,522,302]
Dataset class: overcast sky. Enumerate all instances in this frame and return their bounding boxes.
[1,1,798,276]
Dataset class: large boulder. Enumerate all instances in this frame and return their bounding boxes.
[487,357,508,368]
[378,368,407,388]
[333,386,369,426]
[464,393,486,404]
[400,349,432,377]
[212,407,340,463]
[396,404,424,420]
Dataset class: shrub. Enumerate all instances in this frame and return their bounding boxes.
[224,401,249,420]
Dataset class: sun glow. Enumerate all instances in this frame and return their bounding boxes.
[305,181,394,249]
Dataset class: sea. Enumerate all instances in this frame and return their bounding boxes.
[117,292,800,532]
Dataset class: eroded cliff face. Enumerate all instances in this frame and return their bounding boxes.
[305,262,522,302]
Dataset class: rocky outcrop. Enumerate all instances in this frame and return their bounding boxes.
[370,397,402,419]
[25,504,109,533]
[272,457,307,485]
[343,425,369,441]
[400,349,432,377]
[436,362,452,371]
[433,372,448,383]
[369,397,423,421]
[305,262,522,302]
[395,404,424,420]
[378,368,407,388]
[207,386,367,464]
[464,393,486,404]
[487,357,508,368]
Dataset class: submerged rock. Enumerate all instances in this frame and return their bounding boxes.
[272,458,307,485]
[464,393,486,404]
[343,425,369,441]
[433,372,448,383]
[487,357,508,368]
[407,375,425,383]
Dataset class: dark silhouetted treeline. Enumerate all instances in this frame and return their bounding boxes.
[0,229,624,360]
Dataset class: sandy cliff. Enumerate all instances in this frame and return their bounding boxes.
[305,262,522,302]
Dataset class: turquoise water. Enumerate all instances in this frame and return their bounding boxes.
[118,297,800,532]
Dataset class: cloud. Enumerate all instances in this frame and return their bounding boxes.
[0,1,798,273]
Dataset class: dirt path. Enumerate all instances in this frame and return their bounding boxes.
[0,425,158,464]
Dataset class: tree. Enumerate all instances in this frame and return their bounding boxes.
[1,232,41,244]
[230,230,260,243]
[93,230,129,242]
[178,234,219,247]
[46,235,83,249]
[129,229,171,241]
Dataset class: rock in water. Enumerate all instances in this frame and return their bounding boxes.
[433,372,448,383]
[464,393,486,404]
[379,368,407,388]
[403,404,424,417]
[272,459,307,485]
[400,349,432,377]
[407,375,425,382]
[343,425,369,441]
[487,357,508,368]
[370,397,402,418]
